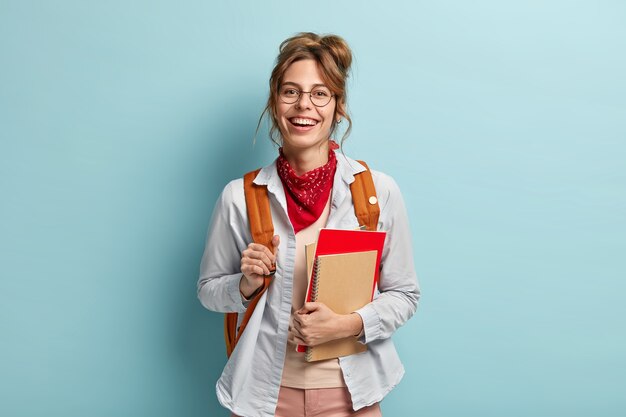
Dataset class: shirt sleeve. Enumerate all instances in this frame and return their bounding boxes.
[197,180,251,313]
[354,174,420,343]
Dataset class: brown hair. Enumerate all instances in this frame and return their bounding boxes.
[257,32,353,146]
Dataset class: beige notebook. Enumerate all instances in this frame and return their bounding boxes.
[305,242,317,287]
[305,250,378,362]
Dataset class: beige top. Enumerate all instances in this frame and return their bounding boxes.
[280,196,346,389]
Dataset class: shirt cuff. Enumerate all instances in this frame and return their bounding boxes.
[354,304,381,344]
[226,273,248,312]
[239,279,253,308]
[355,327,365,340]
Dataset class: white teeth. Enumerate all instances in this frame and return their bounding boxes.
[291,118,318,126]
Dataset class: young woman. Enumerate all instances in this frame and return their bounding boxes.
[198,32,420,417]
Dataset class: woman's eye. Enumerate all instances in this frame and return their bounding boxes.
[283,88,299,96]
[313,89,330,97]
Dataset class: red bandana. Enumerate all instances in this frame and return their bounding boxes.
[277,143,338,233]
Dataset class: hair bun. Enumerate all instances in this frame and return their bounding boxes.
[278,33,353,76]
[320,35,352,75]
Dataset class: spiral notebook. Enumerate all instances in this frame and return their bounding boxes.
[303,250,378,362]
[305,228,386,303]
[297,229,386,354]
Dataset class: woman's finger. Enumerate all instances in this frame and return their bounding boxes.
[288,325,304,343]
[298,302,322,314]
[291,322,305,338]
[243,250,272,269]
[292,312,306,328]
[246,243,276,262]
[287,328,298,344]
[242,257,270,275]
[292,335,306,346]
[241,263,266,278]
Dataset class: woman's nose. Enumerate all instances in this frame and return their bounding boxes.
[295,92,313,109]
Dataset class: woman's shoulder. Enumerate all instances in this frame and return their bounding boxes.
[342,155,403,204]
[215,177,246,211]
[338,154,405,215]
[369,168,400,193]
[215,160,277,209]
[369,168,403,210]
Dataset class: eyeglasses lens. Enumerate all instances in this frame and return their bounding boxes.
[279,87,332,107]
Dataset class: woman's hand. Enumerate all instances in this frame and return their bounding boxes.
[240,235,280,299]
[289,302,364,347]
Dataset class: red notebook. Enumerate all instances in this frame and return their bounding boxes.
[296,228,387,353]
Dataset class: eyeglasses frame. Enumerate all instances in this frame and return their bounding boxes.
[278,86,335,107]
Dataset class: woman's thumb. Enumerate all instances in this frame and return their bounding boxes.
[272,234,280,253]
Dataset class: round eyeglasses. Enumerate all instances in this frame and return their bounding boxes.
[279,86,335,107]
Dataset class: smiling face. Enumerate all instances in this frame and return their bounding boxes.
[276,59,337,153]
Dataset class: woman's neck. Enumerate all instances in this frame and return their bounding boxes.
[281,142,330,176]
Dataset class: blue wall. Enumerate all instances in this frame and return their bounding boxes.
[1,1,625,416]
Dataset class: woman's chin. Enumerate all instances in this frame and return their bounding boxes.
[282,136,329,152]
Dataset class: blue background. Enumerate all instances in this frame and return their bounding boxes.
[1,1,625,416]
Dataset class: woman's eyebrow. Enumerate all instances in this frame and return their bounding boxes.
[282,81,327,88]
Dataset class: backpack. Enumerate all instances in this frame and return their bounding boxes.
[224,160,380,357]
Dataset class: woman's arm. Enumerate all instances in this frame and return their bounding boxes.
[197,180,252,313]
[354,173,420,343]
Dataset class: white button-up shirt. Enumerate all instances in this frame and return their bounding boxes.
[198,153,420,417]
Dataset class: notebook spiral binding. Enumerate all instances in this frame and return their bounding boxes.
[310,258,321,302]
[305,258,322,361]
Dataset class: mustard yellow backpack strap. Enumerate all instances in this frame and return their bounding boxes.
[351,160,380,231]
[224,168,275,357]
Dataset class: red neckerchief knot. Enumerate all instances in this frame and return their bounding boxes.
[277,143,338,233]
